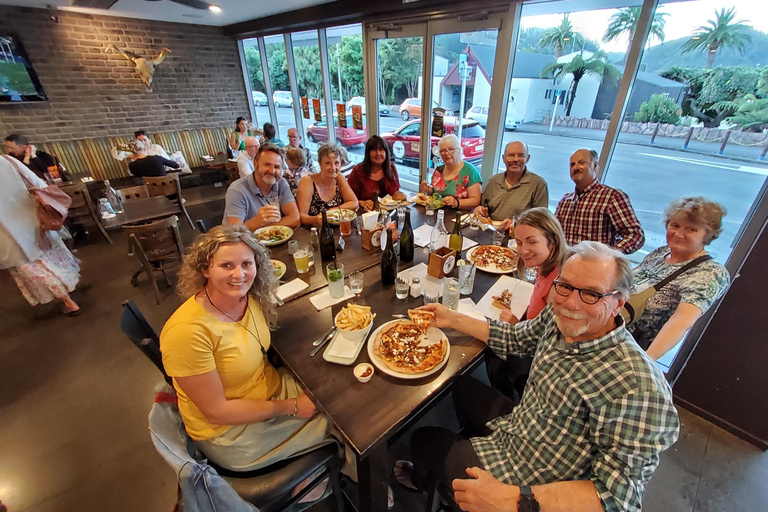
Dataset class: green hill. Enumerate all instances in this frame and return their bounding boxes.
[631,27,768,73]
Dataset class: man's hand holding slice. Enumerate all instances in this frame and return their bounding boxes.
[408,309,435,333]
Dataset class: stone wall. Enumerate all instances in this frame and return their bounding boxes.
[0,6,249,143]
[540,115,768,145]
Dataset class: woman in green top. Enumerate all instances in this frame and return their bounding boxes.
[419,134,482,211]
[229,117,257,153]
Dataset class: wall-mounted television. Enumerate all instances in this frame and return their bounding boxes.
[0,34,47,102]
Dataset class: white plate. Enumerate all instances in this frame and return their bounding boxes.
[466,245,518,275]
[271,259,286,279]
[323,322,374,365]
[253,226,294,246]
[326,209,357,225]
[366,320,450,380]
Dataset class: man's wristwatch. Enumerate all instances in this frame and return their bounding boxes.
[518,486,541,512]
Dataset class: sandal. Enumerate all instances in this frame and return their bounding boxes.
[62,304,82,317]
[393,460,419,491]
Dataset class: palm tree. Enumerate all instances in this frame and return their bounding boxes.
[602,7,668,63]
[537,14,585,59]
[681,7,752,69]
[540,51,622,116]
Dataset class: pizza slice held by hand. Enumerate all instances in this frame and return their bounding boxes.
[408,309,435,333]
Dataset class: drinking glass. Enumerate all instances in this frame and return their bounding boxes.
[293,245,310,274]
[524,267,538,283]
[397,205,406,231]
[395,277,410,299]
[287,240,298,255]
[326,262,345,299]
[423,290,440,305]
[457,262,477,295]
[493,230,505,246]
[269,197,281,219]
[442,278,460,311]
[354,217,362,235]
[469,215,480,231]
[349,271,364,295]
[307,245,315,268]
[425,205,435,218]
[340,219,352,236]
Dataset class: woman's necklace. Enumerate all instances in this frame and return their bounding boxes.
[204,288,266,355]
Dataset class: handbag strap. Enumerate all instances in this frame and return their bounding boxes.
[653,254,712,292]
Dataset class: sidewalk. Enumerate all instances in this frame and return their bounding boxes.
[519,123,768,166]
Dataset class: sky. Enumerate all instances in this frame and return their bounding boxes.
[521,0,768,54]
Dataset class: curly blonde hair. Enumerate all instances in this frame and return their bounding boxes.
[177,224,278,329]
[664,196,726,245]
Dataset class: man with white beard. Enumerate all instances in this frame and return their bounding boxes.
[408,241,679,512]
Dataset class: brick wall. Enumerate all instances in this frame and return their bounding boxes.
[0,6,249,143]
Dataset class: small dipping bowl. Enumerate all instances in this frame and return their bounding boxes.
[354,363,374,383]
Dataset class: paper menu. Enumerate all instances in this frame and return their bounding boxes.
[475,275,534,321]
[413,224,478,251]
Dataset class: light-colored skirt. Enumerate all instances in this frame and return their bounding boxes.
[196,368,333,472]
[9,237,80,306]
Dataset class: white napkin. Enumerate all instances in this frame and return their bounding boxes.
[462,238,479,251]
[458,298,486,321]
[310,286,356,311]
[413,224,434,247]
[325,333,360,358]
[276,278,309,301]
[362,211,378,230]
[397,263,443,298]
[475,275,535,321]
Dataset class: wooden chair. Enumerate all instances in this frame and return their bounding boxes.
[124,216,184,304]
[142,174,195,229]
[225,160,240,183]
[59,182,112,244]
[118,184,150,203]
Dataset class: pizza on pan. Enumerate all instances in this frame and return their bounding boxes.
[470,245,517,271]
[407,309,434,333]
[374,320,447,374]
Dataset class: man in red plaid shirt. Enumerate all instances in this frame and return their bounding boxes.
[555,149,644,254]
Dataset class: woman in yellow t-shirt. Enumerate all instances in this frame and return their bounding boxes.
[160,224,329,471]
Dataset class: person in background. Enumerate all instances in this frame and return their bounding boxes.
[160,224,331,472]
[230,117,258,154]
[631,197,730,360]
[110,130,170,162]
[287,128,313,168]
[262,123,286,148]
[284,147,313,197]
[237,136,259,179]
[487,207,567,403]
[5,134,72,183]
[225,144,300,231]
[0,154,81,316]
[473,141,548,232]
[555,148,644,254]
[296,142,358,227]
[348,135,407,211]
[419,134,481,211]
[399,242,679,512]
[127,139,180,178]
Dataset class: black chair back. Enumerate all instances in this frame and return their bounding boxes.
[120,300,172,385]
[195,215,223,234]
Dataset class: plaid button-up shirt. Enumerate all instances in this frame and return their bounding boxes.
[555,181,645,254]
[472,305,680,512]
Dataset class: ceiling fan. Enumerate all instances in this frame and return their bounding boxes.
[69,0,215,11]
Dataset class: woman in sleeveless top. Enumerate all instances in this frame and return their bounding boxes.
[229,117,257,154]
[296,143,358,227]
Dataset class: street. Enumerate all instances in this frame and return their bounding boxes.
[254,106,767,263]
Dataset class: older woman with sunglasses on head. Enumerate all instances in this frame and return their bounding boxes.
[630,197,730,360]
[160,225,330,471]
[419,134,482,210]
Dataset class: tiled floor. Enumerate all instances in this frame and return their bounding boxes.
[1,187,766,512]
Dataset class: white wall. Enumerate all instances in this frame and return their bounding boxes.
[472,74,492,110]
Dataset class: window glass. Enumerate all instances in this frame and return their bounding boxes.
[263,34,293,141]
[242,39,272,126]
[291,30,326,157]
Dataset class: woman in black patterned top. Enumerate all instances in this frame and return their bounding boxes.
[296,142,357,227]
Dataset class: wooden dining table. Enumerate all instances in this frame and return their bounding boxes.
[101,196,180,230]
[270,206,509,512]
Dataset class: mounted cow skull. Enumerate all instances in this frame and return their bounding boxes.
[104,44,171,92]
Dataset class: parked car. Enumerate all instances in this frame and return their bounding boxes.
[465,105,488,127]
[381,117,485,167]
[398,98,453,121]
[346,96,389,116]
[252,90,268,106]
[306,115,367,147]
[273,90,293,108]
[504,116,522,131]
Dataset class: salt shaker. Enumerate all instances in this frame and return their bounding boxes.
[310,227,320,252]
[410,277,422,298]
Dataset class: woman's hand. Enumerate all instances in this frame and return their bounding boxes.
[443,195,459,208]
[419,181,433,194]
[295,395,318,419]
[360,200,374,212]
[499,308,519,325]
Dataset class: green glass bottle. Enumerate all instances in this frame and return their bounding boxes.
[449,211,463,253]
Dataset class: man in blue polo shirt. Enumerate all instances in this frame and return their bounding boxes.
[224,144,301,231]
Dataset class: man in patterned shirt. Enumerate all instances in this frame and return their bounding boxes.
[412,242,679,512]
[555,149,644,254]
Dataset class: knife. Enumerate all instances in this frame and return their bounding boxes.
[312,325,335,346]
[310,330,336,357]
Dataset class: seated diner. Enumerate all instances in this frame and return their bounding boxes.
[296,142,358,227]
[419,134,481,211]
[347,135,407,211]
